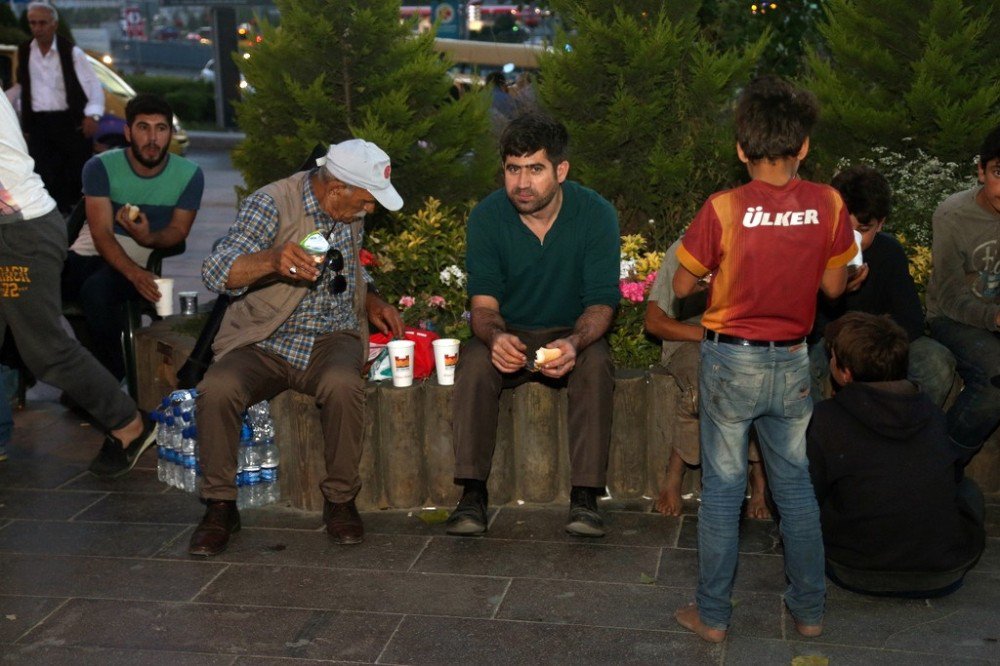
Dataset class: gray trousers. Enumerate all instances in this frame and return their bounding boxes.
[0,210,136,431]
[196,332,366,503]
[451,327,614,488]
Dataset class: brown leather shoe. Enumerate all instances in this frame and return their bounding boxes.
[324,498,364,544]
[189,499,241,557]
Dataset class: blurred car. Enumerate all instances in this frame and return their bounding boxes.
[0,43,189,155]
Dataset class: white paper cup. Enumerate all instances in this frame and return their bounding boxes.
[387,339,416,387]
[432,338,460,386]
[153,278,174,316]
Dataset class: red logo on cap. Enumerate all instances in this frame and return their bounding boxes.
[384,165,391,179]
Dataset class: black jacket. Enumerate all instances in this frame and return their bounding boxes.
[807,380,984,572]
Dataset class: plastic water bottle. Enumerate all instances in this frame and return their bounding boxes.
[260,437,280,505]
[154,411,170,483]
[236,423,252,507]
[169,388,198,419]
[181,425,198,493]
[242,434,262,508]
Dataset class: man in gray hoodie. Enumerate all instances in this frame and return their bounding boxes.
[926,124,1000,459]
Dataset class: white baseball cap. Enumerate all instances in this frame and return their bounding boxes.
[316,139,403,211]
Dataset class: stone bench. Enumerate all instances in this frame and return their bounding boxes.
[136,319,1000,511]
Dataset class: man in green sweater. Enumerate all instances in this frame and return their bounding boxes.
[446,112,621,538]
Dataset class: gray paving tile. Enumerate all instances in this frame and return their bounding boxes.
[985,504,1000,538]
[74,490,205,525]
[724,636,990,665]
[233,659,362,665]
[793,594,954,649]
[485,506,682,547]
[16,598,399,662]
[0,553,225,601]
[677,514,784,554]
[0,488,105,521]
[197,564,507,617]
[0,459,85,490]
[60,466,170,494]
[881,570,1000,662]
[0,520,187,558]
[379,615,722,665]
[240,504,323,530]
[0,596,66,643]
[412,537,661,584]
[158,526,428,572]
[655,546,787,594]
[0,645,236,665]
[497,578,783,638]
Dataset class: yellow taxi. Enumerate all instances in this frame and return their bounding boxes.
[0,43,190,155]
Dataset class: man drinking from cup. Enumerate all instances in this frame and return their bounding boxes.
[191,139,404,556]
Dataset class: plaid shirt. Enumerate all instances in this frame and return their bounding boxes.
[202,171,371,370]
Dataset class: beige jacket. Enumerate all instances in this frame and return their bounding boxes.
[212,171,369,361]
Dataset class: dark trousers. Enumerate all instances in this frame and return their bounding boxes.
[196,332,366,503]
[451,328,614,488]
[25,112,92,214]
[62,252,140,380]
[928,316,1000,452]
[0,210,136,431]
[826,478,986,598]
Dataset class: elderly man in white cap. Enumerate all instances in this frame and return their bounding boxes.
[191,139,405,557]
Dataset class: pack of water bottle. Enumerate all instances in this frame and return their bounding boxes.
[153,389,199,493]
[154,389,280,509]
[237,400,280,509]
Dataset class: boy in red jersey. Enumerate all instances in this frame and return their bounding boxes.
[671,76,857,643]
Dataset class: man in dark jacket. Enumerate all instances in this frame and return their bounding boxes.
[807,312,985,597]
[15,1,104,212]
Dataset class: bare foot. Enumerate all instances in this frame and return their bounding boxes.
[744,462,772,519]
[793,618,823,638]
[655,450,686,516]
[674,604,726,643]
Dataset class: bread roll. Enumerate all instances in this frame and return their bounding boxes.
[126,204,140,222]
[535,347,562,366]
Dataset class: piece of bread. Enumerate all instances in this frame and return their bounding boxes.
[535,347,562,366]
[125,204,140,221]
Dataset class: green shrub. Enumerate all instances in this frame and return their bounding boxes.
[123,75,215,123]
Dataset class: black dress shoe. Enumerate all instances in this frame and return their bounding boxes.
[324,498,364,544]
[566,486,605,537]
[446,488,488,536]
[189,500,241,557]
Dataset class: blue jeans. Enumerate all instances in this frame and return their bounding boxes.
[697,339,825,629]
[927,317,1000,451]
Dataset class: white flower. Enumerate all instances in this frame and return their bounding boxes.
[619,258,636,280]
[440,264,466,287]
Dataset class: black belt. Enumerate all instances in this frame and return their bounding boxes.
[705,330,805,347]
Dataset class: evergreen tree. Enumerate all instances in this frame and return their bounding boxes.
[804,0,1000,172]
[541,1,766,244]
[232,0,496,209]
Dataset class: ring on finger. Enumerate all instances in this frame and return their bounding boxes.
[289,265,297,275]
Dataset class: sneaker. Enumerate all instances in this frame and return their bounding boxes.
[566,486,605,537]
[88,412,157,479]
[445,487,488,536]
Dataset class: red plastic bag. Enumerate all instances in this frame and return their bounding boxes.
[369,327,439,379]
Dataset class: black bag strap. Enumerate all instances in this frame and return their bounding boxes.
[175,294,231,389]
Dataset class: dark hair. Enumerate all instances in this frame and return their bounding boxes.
[485,71,508,90]
[735,76,818,162]
[499,111,569,165]
[979,124,1000,169]
[826,312,908,382]
[125,93,174,127]
[831,164,892,225]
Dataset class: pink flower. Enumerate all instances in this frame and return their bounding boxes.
[619,280,645,303]
[644,271,657,286]
[398,296,415,308]
[428,295,447,308]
